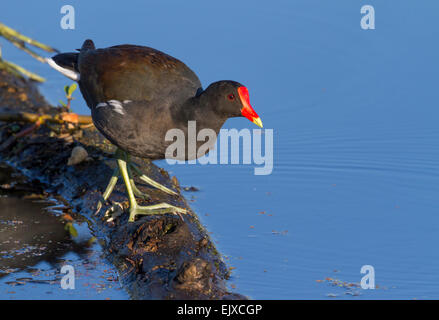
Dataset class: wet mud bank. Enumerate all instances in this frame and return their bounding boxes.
[0,163,128,299]
[0,69,244,299]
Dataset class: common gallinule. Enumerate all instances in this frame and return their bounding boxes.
[48,39,263,222]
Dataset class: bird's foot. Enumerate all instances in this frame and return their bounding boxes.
[104,202,125,222]
[128,202,188,222]
[94,197,105,215]
[95,193,116,216]
[94,165,152,215]
[94,167,120,215]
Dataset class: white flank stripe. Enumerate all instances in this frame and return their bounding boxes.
[96,102,108,108]
[108,100,125,115]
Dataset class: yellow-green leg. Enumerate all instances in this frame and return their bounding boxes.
[129,162,177,195]
[95,167,120,215]
[116,154,187,222]
[119,148,177,196]
[127,164,150,200]
[95,148,179,216]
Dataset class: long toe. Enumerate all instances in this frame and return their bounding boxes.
[94,195,108,215]
[128,203,187,222]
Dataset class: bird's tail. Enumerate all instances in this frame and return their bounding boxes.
[46,52,79,81]
[46,39,95,81]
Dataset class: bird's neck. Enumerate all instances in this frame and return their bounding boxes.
[174,94,228,133]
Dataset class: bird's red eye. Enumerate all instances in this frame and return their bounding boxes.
[227,94,235,101]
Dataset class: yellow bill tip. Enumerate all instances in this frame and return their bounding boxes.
[253,117,263,128]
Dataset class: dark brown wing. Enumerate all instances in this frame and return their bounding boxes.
[77,44,202,109]
[91,99,175,159]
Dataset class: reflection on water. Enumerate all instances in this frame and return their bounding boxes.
[0,197,82,273]
[0,189,128,299]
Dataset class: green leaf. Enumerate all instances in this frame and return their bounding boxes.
[59,100,67,107]
[64,85,70,95]
[68,83,77,96]
[64,222,78,238]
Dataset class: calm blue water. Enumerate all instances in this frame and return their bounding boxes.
[2,0,439,299]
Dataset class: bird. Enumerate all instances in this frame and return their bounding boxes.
[47,39,263,222]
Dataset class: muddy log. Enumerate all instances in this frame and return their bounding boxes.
[0,69,245,299]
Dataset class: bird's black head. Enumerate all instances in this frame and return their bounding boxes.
[201,81,263,127]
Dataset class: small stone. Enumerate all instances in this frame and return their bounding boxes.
[67,146,88,165]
